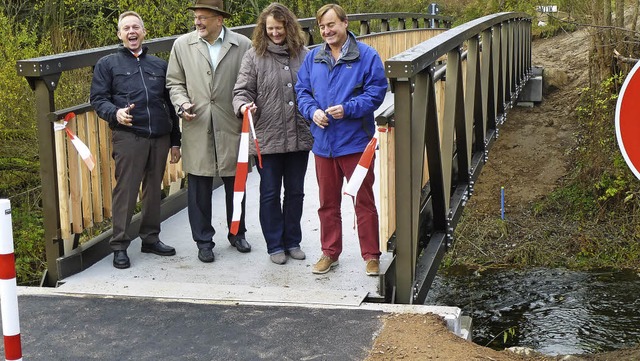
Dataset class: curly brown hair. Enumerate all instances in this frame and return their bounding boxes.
[252,3,306,58]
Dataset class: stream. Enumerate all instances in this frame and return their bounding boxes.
[425,267,640,356]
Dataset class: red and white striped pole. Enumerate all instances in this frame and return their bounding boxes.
[0,199,22,361]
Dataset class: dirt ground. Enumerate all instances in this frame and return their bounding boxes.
[465,26,588,219]
[364,27,640,361]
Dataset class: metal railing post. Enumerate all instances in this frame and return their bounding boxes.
[30,77,63,286]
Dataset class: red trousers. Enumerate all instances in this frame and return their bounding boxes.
[314,153,381,261]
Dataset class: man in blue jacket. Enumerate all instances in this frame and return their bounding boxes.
[90,11,181,269]
[295,4,388,276]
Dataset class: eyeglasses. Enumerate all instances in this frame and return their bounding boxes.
[193,15,219,22]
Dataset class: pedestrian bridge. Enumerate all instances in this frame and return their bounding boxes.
[16,11,532,305]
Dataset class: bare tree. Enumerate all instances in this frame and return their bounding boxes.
[633,0,640,32]
[615,0,626,56]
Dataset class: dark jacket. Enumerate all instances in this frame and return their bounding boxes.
[90,46,181,147]
[295,32,387,158]
[233,43,313,156]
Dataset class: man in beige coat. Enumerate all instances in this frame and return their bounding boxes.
[166,0,252,263]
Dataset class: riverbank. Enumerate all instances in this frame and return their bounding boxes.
[449,26,589,269]
[363,26,640,361]
[367,312,640,360]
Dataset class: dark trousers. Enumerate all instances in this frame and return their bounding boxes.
[187,173,246,249]
[110,130,170,250]
[256,151,309,255]
[314,153,381,261]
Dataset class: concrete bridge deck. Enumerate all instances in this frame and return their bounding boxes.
[56,152,389,306]
[55,93,397,307]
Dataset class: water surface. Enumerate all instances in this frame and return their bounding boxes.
[426,267,640,355]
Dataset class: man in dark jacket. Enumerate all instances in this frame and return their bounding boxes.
[90,11,181,269]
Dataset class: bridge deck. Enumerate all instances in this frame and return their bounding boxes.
[56,94,395,307]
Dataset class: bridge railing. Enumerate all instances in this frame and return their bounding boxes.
[16,12,451,286]
[381,12,532,303]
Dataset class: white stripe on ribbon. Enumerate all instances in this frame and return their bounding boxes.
[344,164,369,197]
[57,113,96,172]
[344,130,381,197]
[230,109,251,235]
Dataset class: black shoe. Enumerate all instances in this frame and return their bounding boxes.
[141,241,176,256]
[113,250,130,269]
[229,235,251,253]
[198,248,215,263]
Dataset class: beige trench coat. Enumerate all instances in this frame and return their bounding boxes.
[166,28,252,177]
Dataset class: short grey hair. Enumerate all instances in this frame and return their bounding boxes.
[118,11,145,31]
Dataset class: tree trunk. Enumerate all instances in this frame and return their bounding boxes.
[601,0,614,80]
[615,0,626,58]
[631,0,640,58]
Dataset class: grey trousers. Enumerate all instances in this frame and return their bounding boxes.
[110,130,170,250]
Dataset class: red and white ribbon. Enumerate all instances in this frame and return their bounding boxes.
[55,112,96,171]
[0,199,22,361]
[230,108,262,235]
[344,128,387,197]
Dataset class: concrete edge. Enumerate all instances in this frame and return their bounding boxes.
[17,286,467,338]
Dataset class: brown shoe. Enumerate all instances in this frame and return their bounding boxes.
[365,259,379,276]
[312,255,338,274]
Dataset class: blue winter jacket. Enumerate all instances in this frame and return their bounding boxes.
[295,32,387,158]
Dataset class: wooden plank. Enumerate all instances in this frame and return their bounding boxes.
[77,113,94,229]
[54,120,71,241]
[87,112,103,223]
[67,120,83,235]
[108,125,117,197]
[168,155,176,183]
[462,42,468,95]
[378,127,389,252]
[427,78,447,187]
[358,29,445,64]
[387,128,396,237]
[436,79,446,144]
[163,153,171,188]
[97,115,112,218]
[378,125,397,252]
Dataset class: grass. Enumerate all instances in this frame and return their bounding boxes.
[450,175,640,272]
[1,129,47,285]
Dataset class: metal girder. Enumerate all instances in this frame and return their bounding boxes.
[385,12,532,303]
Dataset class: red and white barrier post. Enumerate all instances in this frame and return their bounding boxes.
[0,199,22,361]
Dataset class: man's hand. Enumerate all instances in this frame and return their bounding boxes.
[325,105,344,119]
[179,102,196,121]
[313,109,329,129]
[116,104,135,126]
[170,147,181,164]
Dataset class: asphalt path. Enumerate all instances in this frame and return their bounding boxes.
[7,293,383,360]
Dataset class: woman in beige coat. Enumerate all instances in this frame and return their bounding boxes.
[233,3,313,265]
[166,0,252,263]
